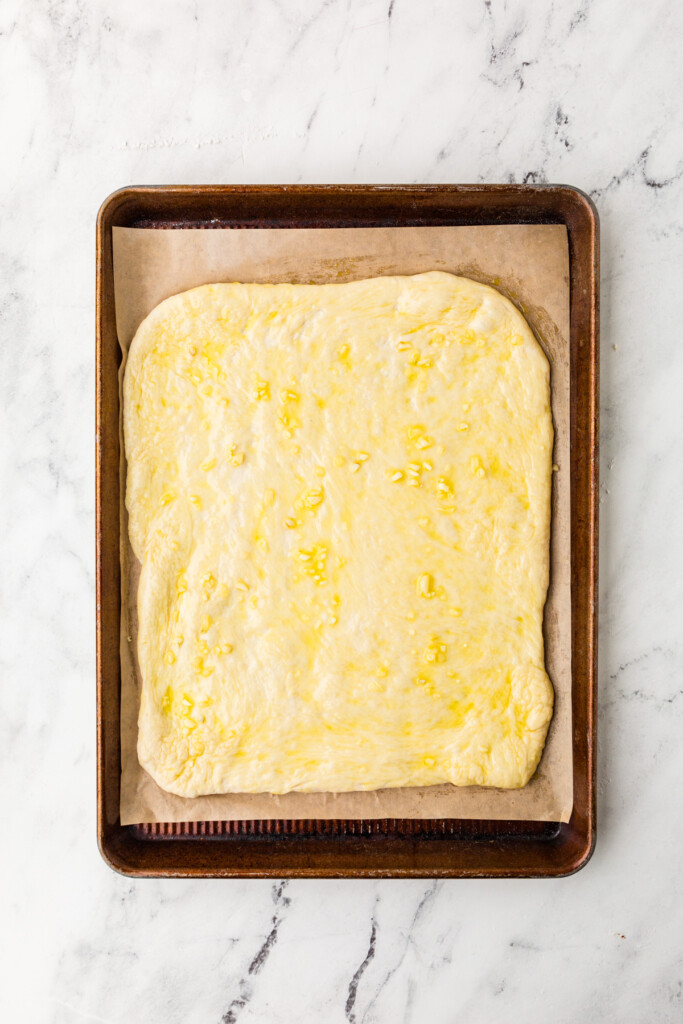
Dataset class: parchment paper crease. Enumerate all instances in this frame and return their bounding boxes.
[113,224,573,825]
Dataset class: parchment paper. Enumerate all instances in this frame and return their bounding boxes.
[113,224,573,825]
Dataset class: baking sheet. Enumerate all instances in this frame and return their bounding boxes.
[113,224,573,825]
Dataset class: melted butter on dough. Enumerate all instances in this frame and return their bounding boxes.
[124,272,554,797]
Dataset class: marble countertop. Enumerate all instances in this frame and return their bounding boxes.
[2,0,682,1021]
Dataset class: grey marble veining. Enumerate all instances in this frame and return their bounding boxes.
[1,0,682,1021]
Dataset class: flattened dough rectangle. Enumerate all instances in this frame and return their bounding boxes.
[124,272,554,797]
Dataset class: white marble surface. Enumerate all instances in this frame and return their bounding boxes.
[2,0,682,1020]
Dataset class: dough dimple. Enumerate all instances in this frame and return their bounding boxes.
[124,272,554,797]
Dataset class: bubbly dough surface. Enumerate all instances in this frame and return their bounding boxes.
[124,272,554,797]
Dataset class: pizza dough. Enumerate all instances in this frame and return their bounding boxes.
[124,272,554,797]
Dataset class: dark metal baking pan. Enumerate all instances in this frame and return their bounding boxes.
[96,184,598,877]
